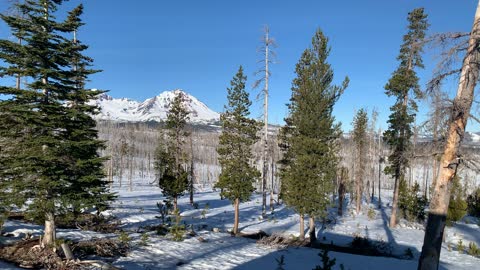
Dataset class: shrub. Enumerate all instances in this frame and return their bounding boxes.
[312,249,336,270]
[467,188,480,217]
[367,207,376,220]
[468,242,480,257]
[170,209,186,241]
[193,202,199,209]
[155,224,169,236]
[201,203,209,219]
[118,231,131,244]
[398,181,427,223]
[447,176,467,225]
[140,232,149,246]
[403,248,414,259]
[350,235,371,249]
[457,239,464,253]
[156,200,173,224]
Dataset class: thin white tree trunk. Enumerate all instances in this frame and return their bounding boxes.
[261,27,270,218]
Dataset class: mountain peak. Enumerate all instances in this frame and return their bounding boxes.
[89,89,219,123]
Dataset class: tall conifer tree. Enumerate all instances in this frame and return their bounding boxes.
[215,66,260,235]
[383,8,428,228]
[0,0,113,247]
[155,91,191,212]
[279,29,348,241]
[352,108,368,213]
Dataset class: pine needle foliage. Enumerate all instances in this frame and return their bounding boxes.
[215,66,260,203]
[0,0,114,233]
[383,8,428,182]
[155,91,190,209]
[279,29,348,220]
[352,108,369,212]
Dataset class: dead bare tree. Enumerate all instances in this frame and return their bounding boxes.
[253,25,277,218]
[418,1,480,269]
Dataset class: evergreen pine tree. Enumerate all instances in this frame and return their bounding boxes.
[352,108,368,213]
[0,0,113,247]
[383,8,428,227]
[279,29,348,241]
[446,176,467,225]
[155,91,190,211]
[215,66,260,235]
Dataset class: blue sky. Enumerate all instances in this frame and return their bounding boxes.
[1,0,479,131]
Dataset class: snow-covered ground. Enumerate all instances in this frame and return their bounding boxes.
[1,178,479,269]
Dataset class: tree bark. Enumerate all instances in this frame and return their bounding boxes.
[261,27,270,219]
[378,157,382,208]
[61,243,74,260]
[366,179,371,204]
[173,196,178,212]
[299,214,305,240]
[108,157,114,188]
[270,159,275,212]
[356,175,362,213]
[338,172,346,216]
[309,217,316,243]
[233,198,240,235]
[389,171,400,227]
[372,167,375,203]
[189,134,195,205]
[418,2,480,269]
[128,155,133,192]
[42,212,56,247]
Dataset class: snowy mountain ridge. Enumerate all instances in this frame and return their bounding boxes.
[89,89,220,123]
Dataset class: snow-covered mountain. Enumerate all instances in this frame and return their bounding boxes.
[89,89,220,123]
[464,131,480,145]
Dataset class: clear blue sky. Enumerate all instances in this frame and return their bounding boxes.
[1,0,479,131]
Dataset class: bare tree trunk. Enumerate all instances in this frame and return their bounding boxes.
[256,26,275,219]
[277,172,282,205]
[338,176,345,216]
[309,217,316,243]
[108,157,113,188]
[42,212,56,247]
[378,159,382,208]
[366,178,371,204]
[233,198,240,235]
[390,171,400,227]
[299,214,305,240]
[390,93,409,227]
[173,196,178,212]
[189,168,194,205]
[377,130,383,208]
[61,243,74,260]
[269,157,275,212]
[189,133,195,205]
[129,155,133,192]
[418,2,480,269]
[372,167,375,202]
[119,154,123,188]
[431,157,437,196]
[424,164,429,199]
[356,175,362,213]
